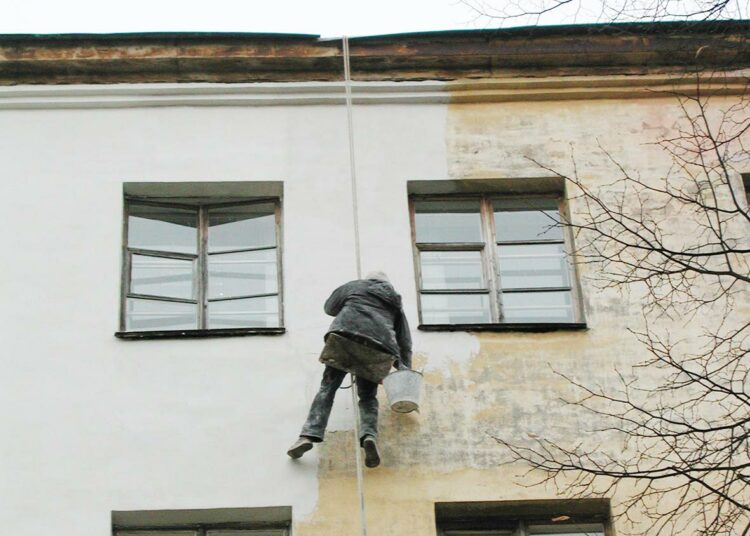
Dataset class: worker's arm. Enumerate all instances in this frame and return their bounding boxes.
[395,308,412,370]
[324,281,356,316]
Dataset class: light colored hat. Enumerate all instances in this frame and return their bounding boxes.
[365,270,390,282]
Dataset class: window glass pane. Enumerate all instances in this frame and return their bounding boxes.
[444,532,513,536]
[128,204,198,254]
[421,293,491,324]
[421,251,485,290]
[117,532,197,536]
[529,523,605,535]
[443,532,513,536]
[208,203,276,252]
[131,254,195,299]
[126,298,198,331]
[209,249,278,299]
[208,296,280,328]
[414,200,482,243]
[501,291,574,323]
[497,243,570,289]
[494,199,563,242]
[207,531,287,536]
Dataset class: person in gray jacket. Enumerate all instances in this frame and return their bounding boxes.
[287,271,412,468]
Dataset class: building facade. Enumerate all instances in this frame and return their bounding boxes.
[2,23,748,535]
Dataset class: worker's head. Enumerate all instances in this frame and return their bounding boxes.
[365,270,390,283]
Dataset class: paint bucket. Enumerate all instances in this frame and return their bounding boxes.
[383,369,423,413]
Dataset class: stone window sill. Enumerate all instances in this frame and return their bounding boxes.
[418,323,587,333]
[115,327,286,340]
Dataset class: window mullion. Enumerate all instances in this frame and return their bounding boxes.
[198,207,209,329]
[481,197,501,323]
[120,201,131,331]
[275,200,285,328]
[560,196,583,324]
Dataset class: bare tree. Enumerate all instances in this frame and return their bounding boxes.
[494,81,750,535]
[456,3,750,533]
[461,0,748,27]
[457,1,750,533]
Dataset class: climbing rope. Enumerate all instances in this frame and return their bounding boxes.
[342,35,369,536]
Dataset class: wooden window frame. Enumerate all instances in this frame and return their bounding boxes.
[438,521,609,536]
[113,523,289,535]
[410,193,586,332]
[116,196,285,339]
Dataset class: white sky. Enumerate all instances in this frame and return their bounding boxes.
[4,0,745,36]
[1,0,607,37]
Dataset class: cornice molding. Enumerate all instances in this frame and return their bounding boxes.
[2,23,749,85]
[0,72,747,109]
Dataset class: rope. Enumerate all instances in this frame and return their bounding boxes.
[343,35,368,536]
[344,36,362,281]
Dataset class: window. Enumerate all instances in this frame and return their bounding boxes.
[112,506,291,535]
[435,499,610,536]
[119,195,283,336]
[411,195,583,328]
[440,524,606,536]
[115,529,287,536]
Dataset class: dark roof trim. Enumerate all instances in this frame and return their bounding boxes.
[1,20,748,85]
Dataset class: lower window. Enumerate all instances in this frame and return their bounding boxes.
[441,524,605,535]
[112,506,291,535]
[435,499,610,536]
[115,529,287,536]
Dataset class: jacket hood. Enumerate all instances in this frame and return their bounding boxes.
[365,279,402,309]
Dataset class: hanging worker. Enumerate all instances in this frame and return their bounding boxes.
[286,271,412,468]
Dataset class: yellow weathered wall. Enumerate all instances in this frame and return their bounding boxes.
[293,91,748,535]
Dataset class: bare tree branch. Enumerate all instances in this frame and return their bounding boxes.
[493,75,750,535]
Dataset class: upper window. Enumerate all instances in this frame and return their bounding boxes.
[120,198,282,335]
[411,195,582,327]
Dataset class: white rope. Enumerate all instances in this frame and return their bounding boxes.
[343,35,362,281]
[343,35,368,536]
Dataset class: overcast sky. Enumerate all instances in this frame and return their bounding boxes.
[0,0,614,36]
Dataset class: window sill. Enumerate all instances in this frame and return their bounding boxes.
[418,323,587,333]
[115,327,286,340]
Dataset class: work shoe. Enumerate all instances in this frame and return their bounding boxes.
[287,436,314,459]
[362,436,381,468]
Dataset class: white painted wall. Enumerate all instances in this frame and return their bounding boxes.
[2,80,739,535]
[0,91,449,534]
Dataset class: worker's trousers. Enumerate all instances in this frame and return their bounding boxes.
[300,365,379,444]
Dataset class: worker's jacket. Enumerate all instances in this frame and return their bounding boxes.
[324,279,412,370]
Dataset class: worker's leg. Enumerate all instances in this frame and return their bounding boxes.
[299,366,347,442]
[355,376,379,443]
[356,376,381,467]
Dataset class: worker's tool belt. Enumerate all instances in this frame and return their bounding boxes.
[319,332,394,383]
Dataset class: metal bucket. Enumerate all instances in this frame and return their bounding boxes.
[383,369,423,413]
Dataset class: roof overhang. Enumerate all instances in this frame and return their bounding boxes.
[1,21,749,85]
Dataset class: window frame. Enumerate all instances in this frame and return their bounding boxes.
[438,521,609,536]
[410,193,586,332]
[113,525,289,535]
[434,499,612,536]
[117,196,285,339]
